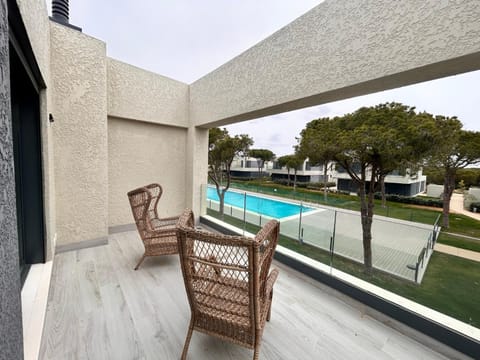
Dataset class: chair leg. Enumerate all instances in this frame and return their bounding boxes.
[253,343,261,360]
[134,254,146,270]
[267,292,273,321]
[181,320,194,360]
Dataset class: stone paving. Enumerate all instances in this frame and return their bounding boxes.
[431,192,480,262]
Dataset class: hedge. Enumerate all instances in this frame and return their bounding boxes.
[470,202,480,212]
[374,193,443,208]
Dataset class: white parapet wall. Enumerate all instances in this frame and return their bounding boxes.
[427,184,444,198]
[469,187,480,199]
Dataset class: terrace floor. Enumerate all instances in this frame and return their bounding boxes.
[39,230,467,359]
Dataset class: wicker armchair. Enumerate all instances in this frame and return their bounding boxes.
[127,183,180,270]
[176,209,280,360]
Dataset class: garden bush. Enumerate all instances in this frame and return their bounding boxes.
[374,193,443,208]
[469,202,480,213]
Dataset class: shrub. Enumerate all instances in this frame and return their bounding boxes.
[470,202,480,213]
[306,182,336,190]
[373,193,443,208]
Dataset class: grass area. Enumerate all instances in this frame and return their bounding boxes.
[228,181,480,240]
[447,214,480,238]
[207,209,480,328]
[437,233,480,253]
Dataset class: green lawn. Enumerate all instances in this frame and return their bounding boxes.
[437,232,480,253]
[207,209,480,328]
[447,214,480,238]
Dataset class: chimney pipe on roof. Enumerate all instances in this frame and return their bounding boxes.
[51,0,82,31]
[52,0,69,24]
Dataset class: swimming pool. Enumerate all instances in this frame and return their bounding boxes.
[207,187,314,219]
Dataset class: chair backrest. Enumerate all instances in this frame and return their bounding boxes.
[254,218,279,305]
[177,209,279,334]
[127,183,163,236]
[145,183,162,221]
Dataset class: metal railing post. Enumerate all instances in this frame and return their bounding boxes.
[415,262,419,283]
[330,210,337,269]
[298,201,303,243]
[243,192,247,235]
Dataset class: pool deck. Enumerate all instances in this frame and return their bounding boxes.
[208,190,435,283]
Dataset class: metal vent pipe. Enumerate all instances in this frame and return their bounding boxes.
[52,0,69,24]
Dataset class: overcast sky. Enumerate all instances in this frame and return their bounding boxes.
[62,0,479,157]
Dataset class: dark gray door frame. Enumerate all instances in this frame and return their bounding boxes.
[7,0,47,284]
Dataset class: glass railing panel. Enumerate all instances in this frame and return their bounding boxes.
[331,210,365,265]
[295,205,335,253]
[329,211,436,284]
[202,183,480,333]
[371,217,435,283]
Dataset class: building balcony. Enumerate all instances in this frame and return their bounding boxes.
[5,1,480,359]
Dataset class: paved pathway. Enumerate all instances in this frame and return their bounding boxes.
[449,192,480,221]
[435,243,480,262]
[433,192,480,262]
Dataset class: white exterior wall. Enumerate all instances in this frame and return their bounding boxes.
[427,184,444,198]
[335,169,425,185]
[106,58,195,226]
[13,0,480,248]
[50,22,108,247]
[468,187,480,200]
[108,117,187,227]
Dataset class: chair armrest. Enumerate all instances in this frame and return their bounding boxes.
[150,216,179,231]
[143,226,177,241]
[156,215,180,224]
[265,268,279,297]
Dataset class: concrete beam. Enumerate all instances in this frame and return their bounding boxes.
[190,0,480,127]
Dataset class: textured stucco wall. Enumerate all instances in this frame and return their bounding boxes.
[17,0,56,260]
[16,0,50,80]
[50,22,108,246]
[107,58,189,127]
[184,126,208,218]
[0,0,23,356]
[108,117,187,227]
[190,0,480,127]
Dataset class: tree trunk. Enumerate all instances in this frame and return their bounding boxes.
[257,160,263,178]
[442,170,456,228]
[287,168,291,186]
[380,174,386,208]
[358,169,375,274]
[323,163,328,202]
[293,169,297,191]
[218,190,225,217]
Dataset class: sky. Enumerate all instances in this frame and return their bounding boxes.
[59,0,480,157]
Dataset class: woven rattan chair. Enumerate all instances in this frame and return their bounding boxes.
[127,183,180,270]
[176,209,280,360]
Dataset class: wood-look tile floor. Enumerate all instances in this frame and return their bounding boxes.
[39,231,467,359]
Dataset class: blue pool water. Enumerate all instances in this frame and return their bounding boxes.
[207,187,314,219]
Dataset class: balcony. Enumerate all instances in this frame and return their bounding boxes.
[38,229,468,359]
[5,1,480,359]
